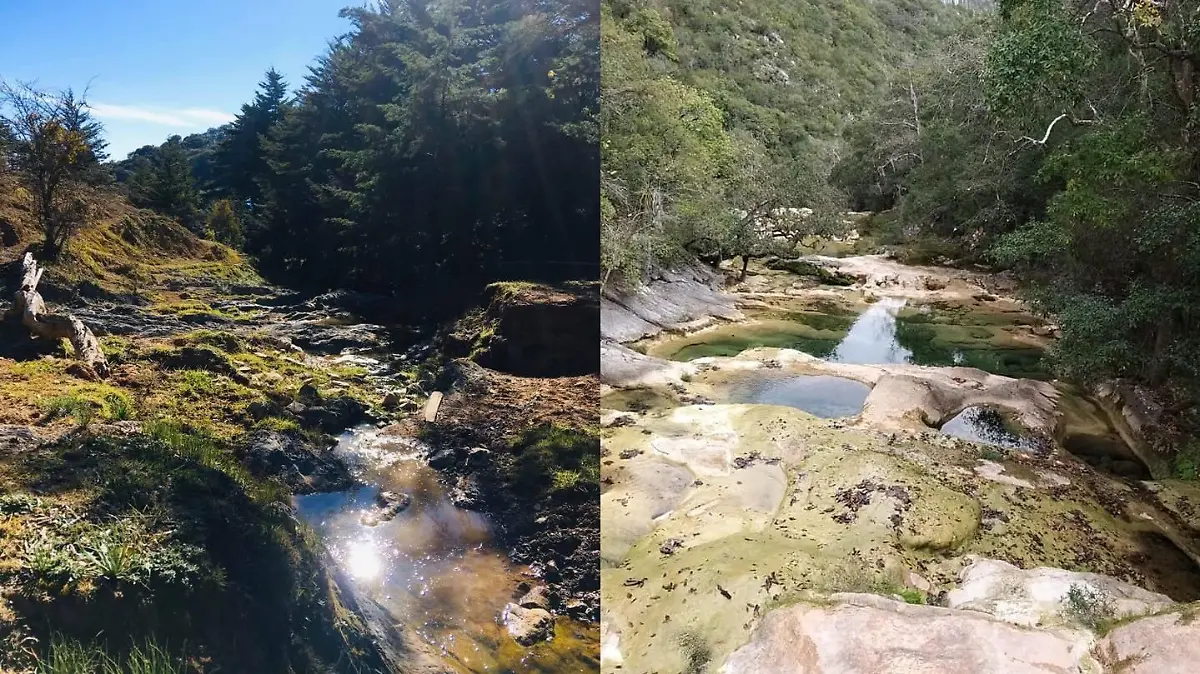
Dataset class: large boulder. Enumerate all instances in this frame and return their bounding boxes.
[1093,608,1200,673]
[946,557,1174,628]
[466,282,599,377]
[721,593,1097,674]
[602,263,742,343]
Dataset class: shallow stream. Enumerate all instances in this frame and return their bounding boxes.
[294,427,599,673]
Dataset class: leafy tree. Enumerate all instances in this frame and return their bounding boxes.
[204,198,244,248]
[0,81,108,257]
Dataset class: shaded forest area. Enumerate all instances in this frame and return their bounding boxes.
[108,0,599,318]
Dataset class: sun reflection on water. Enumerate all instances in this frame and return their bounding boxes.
[344,539,384,580]
[294,426,599,673]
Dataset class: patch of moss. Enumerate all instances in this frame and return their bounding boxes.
[507,424,600,498]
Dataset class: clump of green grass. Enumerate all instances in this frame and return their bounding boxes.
[252,416,301,433]
[41,395,96,427]
[509,424,599,496]
[142,419,287,504]
[182,329,244,353]
[104,392,134,421]
[38,635,185,674]
[0,492,40,516]
[143,420,225,471]
[174,370,217,399]
[22,514,204,591]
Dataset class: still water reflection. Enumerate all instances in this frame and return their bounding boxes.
[294,428,598,673]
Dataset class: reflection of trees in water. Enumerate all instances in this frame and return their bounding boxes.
[893,319,1046,379]
[964,407,1018,445]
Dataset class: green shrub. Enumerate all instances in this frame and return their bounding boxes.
[1173,441,1200,481]
[1063,583,1115,631]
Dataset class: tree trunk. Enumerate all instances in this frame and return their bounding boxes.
[7,252,109,377]
[740,255,751,281]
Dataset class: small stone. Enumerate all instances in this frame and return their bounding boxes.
[297,380,322,406]
[503,604,554,646]
[466,447,492,469]
[517,585,553,610]
[381,391,402,410]
[286,401,306,415]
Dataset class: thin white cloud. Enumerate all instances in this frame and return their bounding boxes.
[87,102,234,127]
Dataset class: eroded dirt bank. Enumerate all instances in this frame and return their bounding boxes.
[600,255,1200,674]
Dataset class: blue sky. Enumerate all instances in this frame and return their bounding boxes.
[0,0,357,159]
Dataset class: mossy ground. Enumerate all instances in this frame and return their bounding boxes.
[0,188,393,671]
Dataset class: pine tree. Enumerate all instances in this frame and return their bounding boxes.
[140,136,201,228]
[215,68,290,207]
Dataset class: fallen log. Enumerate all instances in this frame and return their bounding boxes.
[6,252,109,377]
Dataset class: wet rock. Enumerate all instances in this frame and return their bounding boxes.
[946,557,1174,627]
[503,603,555,646]
[722,593,1097,674]
[296,396,370,434]
[247,400,282,420]
[360,490,411,526]
[427,446,459,470]
[448,475,484,510]
[381,391,402,410]
[274,322,383,354]
[465,447,492,470]
[297,380,322,406]
[236,430,353,494]
[517,584,554,611]
[1094,609,1200,673]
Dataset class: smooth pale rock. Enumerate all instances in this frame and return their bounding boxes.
[1094,609,1200,673]
[602,262,742,343]
[975,460,1035,488]
[946,557,1174,627]
[720,593,1097,674]
[503,603,554,646]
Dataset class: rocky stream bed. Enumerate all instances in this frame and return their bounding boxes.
[600,255,1200,674]
[0,273,600,673]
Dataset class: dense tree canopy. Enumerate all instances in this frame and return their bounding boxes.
[247,0,599,301]
[99,0,598,313]
[599,0,971,287]
[835,0,1200,414]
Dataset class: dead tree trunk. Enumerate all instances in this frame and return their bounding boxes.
[7,252,109,377]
